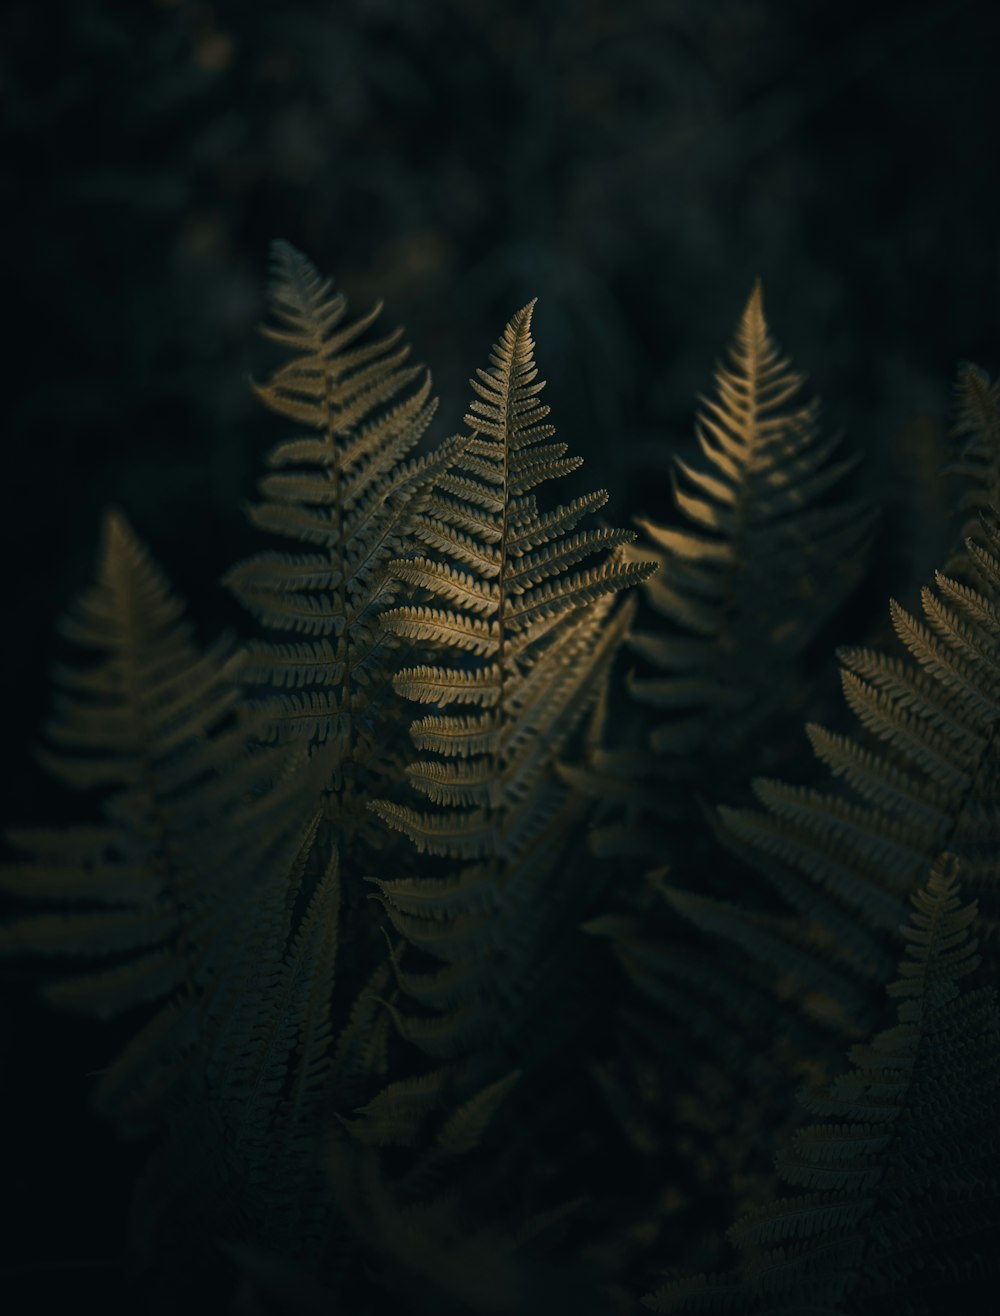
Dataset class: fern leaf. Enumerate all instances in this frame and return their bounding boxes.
[1,510,307,1134]
[369,301,654,1095]
[627,279,873,796]
[224,241,458,852]
[647,856,1000,1313]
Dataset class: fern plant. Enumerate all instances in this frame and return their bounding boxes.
[10,245,1000,1314]
[625,364,1000,1094]
[366,299,654,1090]
[645,854,1000,1314]
[624,278,873,803]
[224,241,460,856]
[0,510,307,1135]
[558,286,876,1258]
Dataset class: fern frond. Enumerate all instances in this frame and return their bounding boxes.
[713,509,1000,1034]
[627,279,873,796]
[224,241,459,852]
[562,288,875,1233]
[369,300,654,1090]
[646,856,1000,1313]
[0,510,307,1134]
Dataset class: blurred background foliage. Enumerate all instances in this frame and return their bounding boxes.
[2,0,998,1297]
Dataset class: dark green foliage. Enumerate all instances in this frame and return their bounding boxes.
[558,286,876,1261]
[0,511,308,1136]
[626,279,872,799]
[5,244,999,1314]
[712,411,1000,1025]
[645,855,1000,1314]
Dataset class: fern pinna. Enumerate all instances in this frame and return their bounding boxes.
[224,241,457,853]
[368,300,654,1079]
[0,511,305,1135]
[646,855,1000,1314]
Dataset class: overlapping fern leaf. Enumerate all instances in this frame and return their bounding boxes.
[224,241,460,851]
[367,300,655,1078]
[622,364,1000,1098]
[706,494,1000,1040]
[645,855,1000,1314]
[0,510,307,1134]
[625,278,874,800]
[129,805,409,1290]
[555,288,876,1247]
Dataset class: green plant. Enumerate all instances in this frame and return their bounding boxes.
[4,248,998,1314]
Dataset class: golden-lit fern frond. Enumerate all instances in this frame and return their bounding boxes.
[224,241,461,849]
[375,302,653,851]
[369,593,635,1076]
[645,856,1000,1314]
[0,510,307,1134]
[554,288,877,1227]
[589,369,1000,1245]
[627,280,873,792]
[367,302,654,1077]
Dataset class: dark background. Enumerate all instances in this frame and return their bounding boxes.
[2,0,998,1300]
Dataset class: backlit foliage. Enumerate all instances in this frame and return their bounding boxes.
[3,249,998,1313]
[365,301,653,1107]
[627,279,873,792]
[224,241,458,853]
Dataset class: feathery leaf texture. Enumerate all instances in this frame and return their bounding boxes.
[11,247,1000,1311]
[627,279,872,788]
[223,241,458,845]
[369,301,654,1069]
[645,856,1000,1313]
[560,289,877,1229]
[0,511,307,1133]
[711,509,1000,1038]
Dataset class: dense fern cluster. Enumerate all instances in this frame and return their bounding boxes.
[3,244,998,1313]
